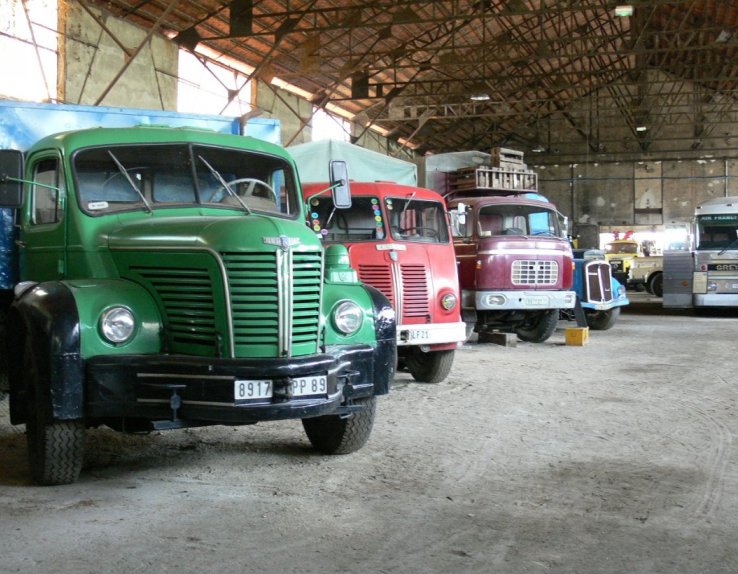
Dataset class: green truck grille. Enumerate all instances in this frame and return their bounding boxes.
[222,251,322,357]
[131,266,217,350]
[131,250,322,358]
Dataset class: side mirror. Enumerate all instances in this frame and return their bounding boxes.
[329,160,351,209]
[456,202,466,225]
[0,150,23,209]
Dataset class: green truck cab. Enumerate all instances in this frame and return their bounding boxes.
[0,126,396,485]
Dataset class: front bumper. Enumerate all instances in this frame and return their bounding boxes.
[694,293,738,307]
[85,345,379,426]
[397,321,467,346]
[470,290,576,311]
[580,296,629,311]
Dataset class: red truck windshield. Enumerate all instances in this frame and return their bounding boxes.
[309,195,449,244]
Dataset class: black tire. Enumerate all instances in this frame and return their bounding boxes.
[24,336,85,485]
[0,306,8,394]
[586,306,621,331]
[515,309,559,343]
[405,348,454,384]
[302,396,376,455]
[649,273,664,298]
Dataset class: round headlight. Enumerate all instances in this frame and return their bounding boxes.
[100,306,136,344]
[440,292,457,311]
[333,301,363,335]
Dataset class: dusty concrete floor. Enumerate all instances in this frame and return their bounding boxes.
[1,294,737,574]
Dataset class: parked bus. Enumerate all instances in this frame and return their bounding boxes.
[664,196,738,308]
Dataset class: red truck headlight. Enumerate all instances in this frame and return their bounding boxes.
[440,292,458,311]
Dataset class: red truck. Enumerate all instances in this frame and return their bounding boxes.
[302,180,466,383]
[425,149,576,343]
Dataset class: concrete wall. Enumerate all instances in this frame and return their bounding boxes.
[59,0,177,109]
[255,81,312,146]
[539,157,738,232]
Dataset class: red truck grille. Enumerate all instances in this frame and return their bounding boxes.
[357,264,395,306]
[511,260,559,286]
[357,263,430,319]
[400,264,430,317]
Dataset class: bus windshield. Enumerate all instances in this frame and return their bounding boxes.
[696,214,738,250]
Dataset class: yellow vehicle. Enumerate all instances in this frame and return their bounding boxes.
[604,238,642,284]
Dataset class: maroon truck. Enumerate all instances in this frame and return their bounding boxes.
[426,149,576,343]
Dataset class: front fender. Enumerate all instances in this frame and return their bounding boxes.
[64,278,162,359]
[321,282,396,395]
[8,281,83,423]
[8,279,163,423]
[362,284,396,395]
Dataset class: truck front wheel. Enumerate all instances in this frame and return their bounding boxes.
[24,338,85,485]
[302,397,376,455]
[405,348,455,384]
[586,306,621,331]
[648,273,664,297]
[515,309,559,343]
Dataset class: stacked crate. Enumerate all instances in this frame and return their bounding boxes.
[446,147,538,194]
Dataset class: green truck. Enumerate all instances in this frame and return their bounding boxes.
[0,126,396,485]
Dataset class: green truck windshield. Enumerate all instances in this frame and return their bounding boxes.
[73,143,298,217]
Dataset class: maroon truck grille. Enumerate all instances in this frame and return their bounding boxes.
[511,259,558,285]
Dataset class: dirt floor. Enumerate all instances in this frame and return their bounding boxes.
[1,293,737,573]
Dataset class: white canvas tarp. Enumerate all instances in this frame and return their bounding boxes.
[288,139,417,186]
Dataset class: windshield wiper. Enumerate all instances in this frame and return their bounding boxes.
[197,155,251,214]
[107,151,152,213]
[400,192,417,219]
[718,235,738,255]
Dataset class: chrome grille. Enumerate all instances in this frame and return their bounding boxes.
[222,251,322,356]
[585,261,614,303]
[511,260,558,286]
[291,252,323,346]
[400,264,430,317]
[358,264,395,306]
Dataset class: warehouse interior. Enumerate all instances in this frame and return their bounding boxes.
[1,1,738,573]
[5,0,738,244]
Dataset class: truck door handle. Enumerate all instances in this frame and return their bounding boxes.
[15,240,27,247]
